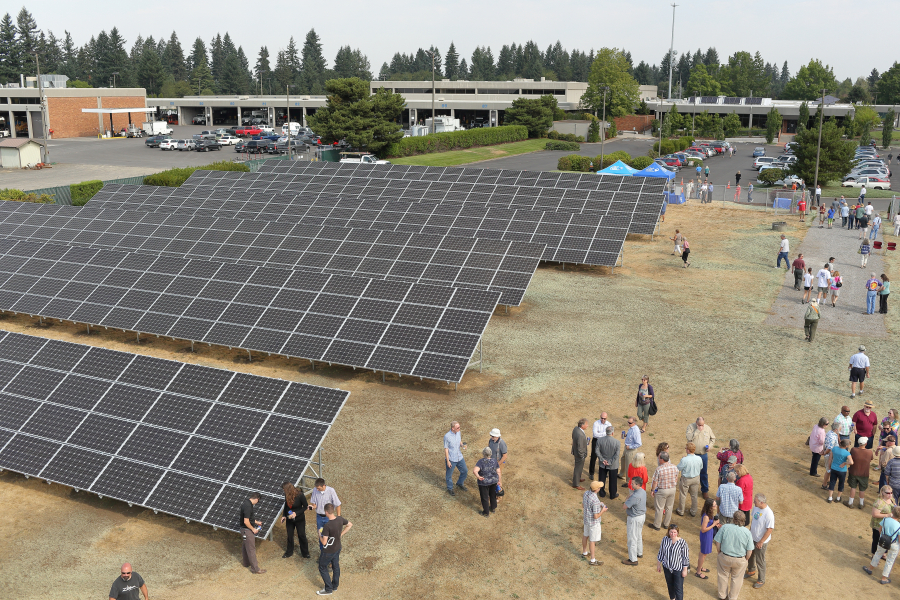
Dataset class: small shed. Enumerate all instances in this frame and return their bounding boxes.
[0,138,43,169]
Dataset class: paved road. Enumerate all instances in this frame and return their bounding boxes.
[764,221,887,339]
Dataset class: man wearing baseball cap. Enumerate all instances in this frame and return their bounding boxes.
[848,345,870,398]
[847,436,873,508]
[852,400,878,449]
[488,428,508,495]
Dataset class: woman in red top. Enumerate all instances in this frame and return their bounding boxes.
[853,401,878,450]
[628,452,648,490]
[734,464,753,524]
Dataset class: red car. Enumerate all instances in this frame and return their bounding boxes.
[236,126,262,137]
[658,156,682,167]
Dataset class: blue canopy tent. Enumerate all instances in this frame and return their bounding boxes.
[597,160,638,175]
[631,164,676,179]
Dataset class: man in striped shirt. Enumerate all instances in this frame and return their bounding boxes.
[649,451,679,530]
[716,472,744,524]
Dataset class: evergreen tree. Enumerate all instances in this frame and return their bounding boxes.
[444,42,459,80]
[104,27,129,87]
[0,13,17,82]
[333,46,371,80]
[691,48,703,69]
[236,46,253,93]
[867,68,880,90]
[793,118,855,185]
[190,50,214,95]
[378,62,390,80]
[458,58,469,80]
[298,29,327,94]
[470,46,495,81]
[496,44,514,78]
[221,51,246,94]
[60,30,77,79]
[163,32,186,81]
[632,61,653,85]
[189,37,208,75]
[514,43,524,75]
[570,50,592,82]
[273,49,292,92]
[43,30,63,74]
[285,36,300,86]
[137,39,165,95]
[16,8,39,66]
[882,107,895,150]
[703,47,719,75]
[255,46,272,94]
[209,33,224,87]
[798,101,809,132]
[521,41,542,80]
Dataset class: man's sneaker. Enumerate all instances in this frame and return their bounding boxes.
[457,483,467,490]
[851,394,856,398]
[447,488,456,496]
[859,389,864,395]
[316,590,333,596]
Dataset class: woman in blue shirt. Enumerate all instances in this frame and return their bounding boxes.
[879,274,890,314]
[863,504,900,584]
[827,439,853,503]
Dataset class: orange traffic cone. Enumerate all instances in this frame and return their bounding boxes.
[727,182,731,189]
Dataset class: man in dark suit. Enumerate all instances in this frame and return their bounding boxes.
[572,418,589,490]
[597,426,621,499]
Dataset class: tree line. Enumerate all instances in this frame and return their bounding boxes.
[1,6,898,106]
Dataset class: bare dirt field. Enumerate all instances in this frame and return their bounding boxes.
[1,201,899,600]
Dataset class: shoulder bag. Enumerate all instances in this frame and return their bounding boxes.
[648,398,658,416]
[878,523,900,550]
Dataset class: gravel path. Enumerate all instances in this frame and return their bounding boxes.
[764,216,887,338]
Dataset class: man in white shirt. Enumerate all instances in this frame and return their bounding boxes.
[865,201,874,216]
[859,185,867,203]
[589,412,609,480]
[849,345,871,398]
[776,235,790,270]
[815,184,822,206]
[815,264,832,304]
[894,213,900,237]
[746,494,774,589]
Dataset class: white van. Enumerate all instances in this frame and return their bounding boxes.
[282,122,302,136]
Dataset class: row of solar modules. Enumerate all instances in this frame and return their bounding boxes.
[0,201,540,306]
[72,188,630,267]
[0,330,349,535]
[89,165,666,234]
[0,238,499,383]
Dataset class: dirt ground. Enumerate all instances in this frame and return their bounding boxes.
[1,201,898,600]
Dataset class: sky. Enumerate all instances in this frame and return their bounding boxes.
[18,0,895,82]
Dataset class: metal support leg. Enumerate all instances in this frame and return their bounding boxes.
[479,339,483,373]
[382,371,385,382]
[190,340,195,352]
[86,324,90,334]
[310,360,315,370]
[136,332,140,343]
[247,350,252,362]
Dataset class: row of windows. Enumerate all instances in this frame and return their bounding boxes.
[386,88,565,96]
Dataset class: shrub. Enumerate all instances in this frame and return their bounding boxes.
[557,154,592,172]
[547,130,560,140]
[757,168,784,186]
[606,120,617,139]
[630,156,654,170]
[587,120,600,143]
[652,140,676,155]
[384,125,528,158]
[595,150,632,169]
[0,188,55,203]
[70,180,103,205]
[545,140,581,151]
[680,135,695,147]
[143,160,250,187]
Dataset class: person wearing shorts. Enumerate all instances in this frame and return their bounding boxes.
[582,481,607,566]
[829,271,842,308]
[846,436,873,508]
[849,346,870,398]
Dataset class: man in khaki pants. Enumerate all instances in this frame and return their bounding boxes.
[675,442,703,516]
[648,451,678,530]
[713,512,754,600]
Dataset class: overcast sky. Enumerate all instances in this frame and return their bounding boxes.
[21,0,894,82]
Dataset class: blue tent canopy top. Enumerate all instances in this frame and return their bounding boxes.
[631,163,676,179]
[597,160,638,175]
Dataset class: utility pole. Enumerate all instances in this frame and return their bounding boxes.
[31,51,48,164]
[286,84,293,160]
[813,87,827,193]
[111,71,119,88]
[599,86,610,169]
[692,90,698,137]
[428,50,436,134]
[667,3,678,101]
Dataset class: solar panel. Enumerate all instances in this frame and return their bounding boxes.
[0,202,541,306]
[0,239,499,383]
[0,330,348,536]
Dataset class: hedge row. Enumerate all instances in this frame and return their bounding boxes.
[545,140,581,151]
[0,188,55,203]
[547,131,584,142]
[556,152,655,172]
[70,180,103,206]
[652,136,696,154]
[143,160,250,187]
[384,125,528,158]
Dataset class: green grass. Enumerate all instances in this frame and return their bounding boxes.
[821,185,897,199]
[389,138,549,166]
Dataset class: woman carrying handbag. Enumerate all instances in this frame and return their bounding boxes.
[636,376,655,433]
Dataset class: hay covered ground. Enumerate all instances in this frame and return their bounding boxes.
[1,201,898,599]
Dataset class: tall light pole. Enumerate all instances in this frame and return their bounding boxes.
[286,84,295,160]
[813,88,827,193]
[747,89,752,137]
[692,90,698,137]
[31,51,48,164]
[667,3,678,101]
[599,86,610,169]
[111,71,119,88]
[427,50,436,134]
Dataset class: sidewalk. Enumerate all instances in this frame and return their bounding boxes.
[764,218,888,339]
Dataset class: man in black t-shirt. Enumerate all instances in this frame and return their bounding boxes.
[109,563,148,600]
[316,503,353,596]
[240,493,266,574]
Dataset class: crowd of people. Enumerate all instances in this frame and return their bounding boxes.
[810,396,900,586]
[573,390,774,600]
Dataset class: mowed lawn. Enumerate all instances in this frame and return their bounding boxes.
[389,138,548,166]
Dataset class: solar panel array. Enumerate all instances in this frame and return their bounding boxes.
[0,238,499,382]
[90,163,666,236]
[0,202,540,306]
[0,330,349,535]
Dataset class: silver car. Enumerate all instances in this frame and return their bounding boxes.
[176,139,196,151]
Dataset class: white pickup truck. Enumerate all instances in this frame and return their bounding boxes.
[339,153,391,165]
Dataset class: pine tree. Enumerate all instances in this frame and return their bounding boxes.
[60,30,77,79]
[273,50,292,92]
[378,62,390,80]
[164,32,186,81]
[458,58,469,80]
[189,38,208,75]
[236,46,253,93]
[521,41,542,80]
[298,28,327,94]
[137,40,166,95]
[333,46,371,80]
[497,44,513,78]
[16,8,39,61]
[285,36,300,86]
[105,27,129,87]
[0,13,17,83]
[221,51,245,94]
[190,50,214,95]
[255,46,272,94]
[209,33,224,88]
[444,42,459,80]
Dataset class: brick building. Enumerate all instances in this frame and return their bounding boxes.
[1,87,147,139]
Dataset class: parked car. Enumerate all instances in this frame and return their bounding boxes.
[784,141,799,153]
[752,147,766,157]
[753,156,777,170]
[652,160,678,173]
[237,140,270,154]
[145,135,170,148]
[689,146,715,157]
[271,139,307,154]
[842,176,890,190]
[757,170,802,186]
[159,138,178,150]
[684,151,705,161]
[217,135,239,146]
[658,156,682,168]
[192,116,207,125]
[195,139,221,152]
[776,155,798,164]
[843,168,890,181]
[709,142,728,154]
[176,139,196,151]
